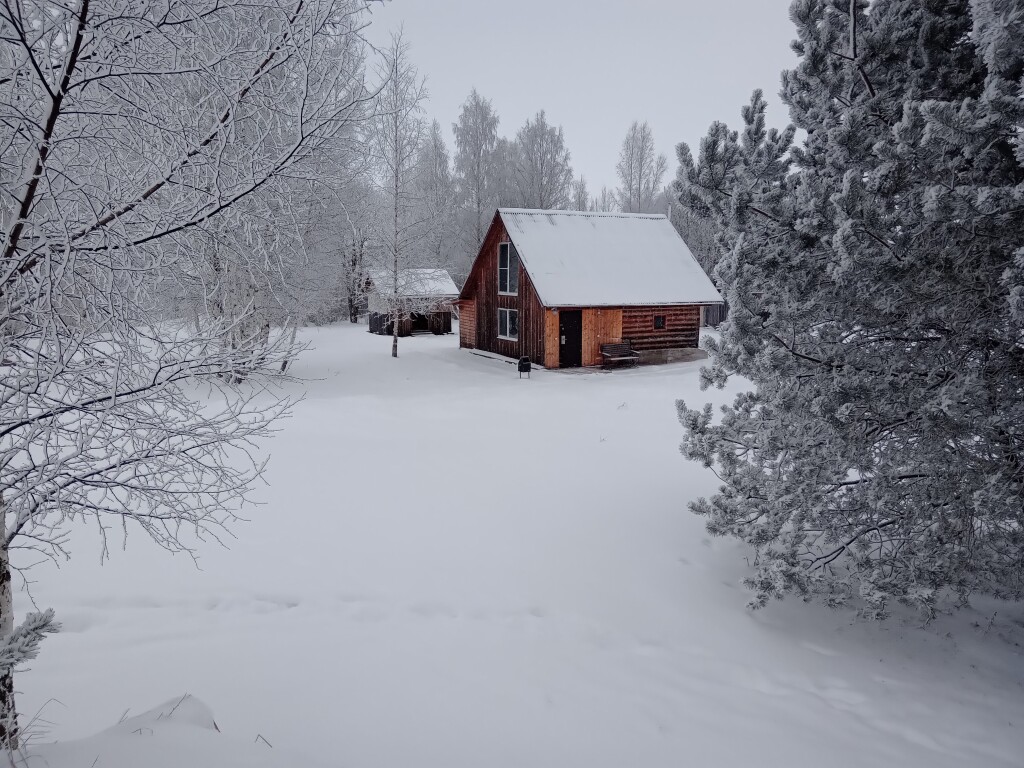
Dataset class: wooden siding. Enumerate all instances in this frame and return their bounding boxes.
[462,217,547,366]
[581,308,623,367]
[426,311,452,334]
[368,312,411,337]
[621,305,700,351]
[459,300,476,348]
[702,301,728,328]
[368,310,451,337]
[544,311,559,368]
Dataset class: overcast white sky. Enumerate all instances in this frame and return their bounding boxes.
[366,0,799,197]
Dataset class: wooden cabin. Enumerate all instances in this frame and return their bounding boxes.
[458,209,723,368]
[367,268,458,337]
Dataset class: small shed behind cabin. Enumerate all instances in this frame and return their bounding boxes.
[366,268,459,337]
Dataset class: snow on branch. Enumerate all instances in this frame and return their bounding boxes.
[0,610,60,678]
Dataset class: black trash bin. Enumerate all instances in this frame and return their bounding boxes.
[518,356,531,379]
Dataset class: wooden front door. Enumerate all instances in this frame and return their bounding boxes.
[559,310,583,368]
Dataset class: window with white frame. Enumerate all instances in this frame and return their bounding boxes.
[498,242,519,294]
[498,308,519,340]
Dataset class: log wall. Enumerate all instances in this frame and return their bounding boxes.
[621,305,701,351]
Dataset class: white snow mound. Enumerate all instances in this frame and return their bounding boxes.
[23,695,329,768]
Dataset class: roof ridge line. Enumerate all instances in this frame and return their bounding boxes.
[498,207,665,219]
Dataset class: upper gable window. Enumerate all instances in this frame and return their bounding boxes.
[498,242,519,295]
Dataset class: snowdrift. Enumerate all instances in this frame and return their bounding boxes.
[25,696,328,768]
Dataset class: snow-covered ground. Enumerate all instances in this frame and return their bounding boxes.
[15,324,1024,767]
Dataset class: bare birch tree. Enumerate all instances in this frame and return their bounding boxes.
[415,120,458,279]
[571,175,590,211]
[291,144,378,327]
[0,0,375,747]
[615,121,668,213]
[168,11,371,377]
[452,89,499,268]
[368,33,429,358]
[490,136,519,208]
[336,179,379,324]
[591,186,618,212]
[510,110,573,210]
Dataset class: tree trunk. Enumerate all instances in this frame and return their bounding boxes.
[391,226,399,358]
[391,311,399,358]
[391,89,400,360]
[280,324,299,373]
[348,240,362,324]
[0,508,18,751]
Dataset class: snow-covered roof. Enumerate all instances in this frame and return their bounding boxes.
[368,268,459,298]
[497,209,723,307]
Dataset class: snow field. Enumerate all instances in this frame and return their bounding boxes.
[15,324,1024,767]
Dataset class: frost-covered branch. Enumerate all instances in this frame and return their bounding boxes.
[0,0,379,747]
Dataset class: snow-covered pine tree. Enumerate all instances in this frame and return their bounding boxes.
[675,0,1024,617]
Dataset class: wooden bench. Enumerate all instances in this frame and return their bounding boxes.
[600,340,640,368]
